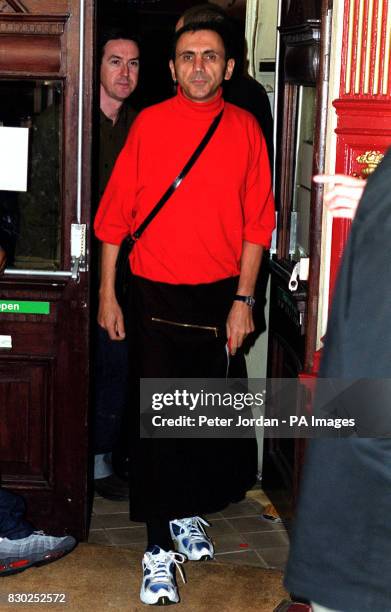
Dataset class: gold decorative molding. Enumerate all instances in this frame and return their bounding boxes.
[363,0,374,94]
[373,0,383,94]
[345,0,355,94]
[343,0,391,97]
[382,2,391,94]
[356,150,384,176]
[354,0,365,94]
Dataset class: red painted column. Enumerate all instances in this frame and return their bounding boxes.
[329,0,391,299]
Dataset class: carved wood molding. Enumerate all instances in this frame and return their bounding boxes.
[279,20,321,45]
[0,15,69,73]
[0,14,68,35]
[280,20,321,85]
[0,0,28,13]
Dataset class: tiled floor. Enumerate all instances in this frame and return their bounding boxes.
[88,488,290,570]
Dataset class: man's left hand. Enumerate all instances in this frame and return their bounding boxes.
[226,301,255,356]
[0,247,6,274]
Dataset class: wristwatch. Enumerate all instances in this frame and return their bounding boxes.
[234,295,256,308]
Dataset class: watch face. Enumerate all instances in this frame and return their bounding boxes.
[246,296,255,307]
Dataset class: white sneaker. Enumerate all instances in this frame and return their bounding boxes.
[140,545,186,606]
[0,530,76,576]
[170,516,214,561]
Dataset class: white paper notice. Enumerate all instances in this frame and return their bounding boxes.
[0,335,12,349]
[0,126,29,192]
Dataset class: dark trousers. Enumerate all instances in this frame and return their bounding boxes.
[93,324,129,455]
[0,488,33,540]
[126,275,257,523]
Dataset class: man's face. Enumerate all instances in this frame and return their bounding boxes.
[100,39,139,102]
[169,30,234,103]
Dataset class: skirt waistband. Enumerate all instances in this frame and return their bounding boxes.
[130,275,239,327]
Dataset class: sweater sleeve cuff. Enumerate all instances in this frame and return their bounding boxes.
[94,228,126,246]
[243,228,273,249]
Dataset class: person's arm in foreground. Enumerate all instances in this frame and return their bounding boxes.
[314,174,366,220]
[226,241,263,356]
[97,242,125,341]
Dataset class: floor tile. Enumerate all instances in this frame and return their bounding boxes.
[246,489,272,506]
[87,529,113,546]
[204,511,224,520]
[207,518,236,535]
[105,526,147,547]
[211,532,250,554]
[92,513,143,529]
[220,500,262,518]
[257,546,290,570]
[89,514,106,530]
[92,497,129,515]
[215,549,268,568]
[243,530,289,549]
[226,516,287,533]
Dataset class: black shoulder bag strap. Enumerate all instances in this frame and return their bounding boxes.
[115,108,224,304]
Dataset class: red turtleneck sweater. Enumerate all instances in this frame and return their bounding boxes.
[94,87,275,285]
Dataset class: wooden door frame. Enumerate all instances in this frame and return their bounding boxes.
[0,0,94,540]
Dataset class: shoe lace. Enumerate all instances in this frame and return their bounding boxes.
[186,516,211,542]
[148,551,187,585]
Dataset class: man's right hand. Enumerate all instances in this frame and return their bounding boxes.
[98,294,126,340]
[97,242,126,340]
[0,247,6,274]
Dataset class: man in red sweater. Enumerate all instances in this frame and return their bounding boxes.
[95,21,274,606]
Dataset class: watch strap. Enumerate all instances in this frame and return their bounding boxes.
[234,295,256,307]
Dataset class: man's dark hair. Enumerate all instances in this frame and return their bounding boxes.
[181,3,227,25]
[171,21,234,62]
[99,26,140,60]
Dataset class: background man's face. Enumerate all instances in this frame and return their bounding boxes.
[169,30,234,103]
[100,39,139,102]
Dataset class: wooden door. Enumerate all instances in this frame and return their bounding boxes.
[0,0,93,540]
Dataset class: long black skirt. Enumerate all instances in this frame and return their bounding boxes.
[126,275,257,522]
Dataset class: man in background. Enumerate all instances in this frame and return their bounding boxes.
[93,27,140,501]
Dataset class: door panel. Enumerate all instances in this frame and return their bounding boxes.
[0,360,52,474]
[0,0,93,539]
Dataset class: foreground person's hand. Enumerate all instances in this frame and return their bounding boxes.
[314,174,366,220]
